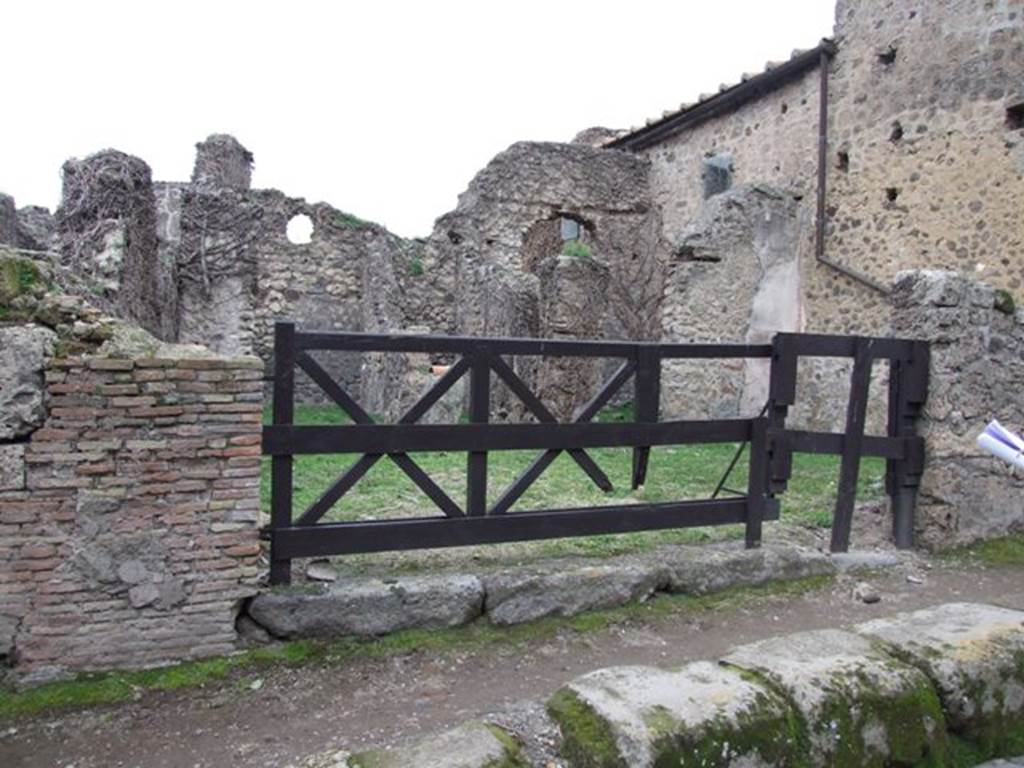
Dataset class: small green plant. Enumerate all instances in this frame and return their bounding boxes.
[332,211,370,230]
[562,240,592,259]
[994,288,1016,315]
[408,257,425,277]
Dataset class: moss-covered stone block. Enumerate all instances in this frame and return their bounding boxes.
[348,721,527,768]
[0,251,50,321]
[857,602,1024,760]
[547,661,801,767]
[723,628,947,767]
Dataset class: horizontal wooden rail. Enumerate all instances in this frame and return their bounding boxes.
[773,429,920,460]
[295,331,774,360]
[271,498,778,558]
[263,419,755,456]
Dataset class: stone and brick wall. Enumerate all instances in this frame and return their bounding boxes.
[891,269,1024,550]
[0,348,263,682]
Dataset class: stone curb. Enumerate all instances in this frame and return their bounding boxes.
[550,601,1024,767]
[247,542,899,639]
[297,601,1024,767]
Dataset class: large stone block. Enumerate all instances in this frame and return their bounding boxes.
[856,602,1024,753]
[483,562,665,626]
[659,544,833,595]
[723,628,946,766]
[547,661,799,767]
[0,324,55,440]
[0,444,26,491]
[248,574,484,638]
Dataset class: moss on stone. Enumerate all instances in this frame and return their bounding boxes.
[650,691,808,768]
[482,724,531,768]
[546,687,626,768]
[994,288,1016,315]
[0,253,49,321]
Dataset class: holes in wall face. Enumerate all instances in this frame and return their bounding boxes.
[837,150,850,172]
[877,45,898,66]
[286,214,313,244]
[1007,102,1024,130]
[889,121,904,142]
[885,187,900,204]
[780,103,789,114]
[560,216,583,241]
[701,153,733,199]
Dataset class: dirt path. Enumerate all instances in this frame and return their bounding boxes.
[3,558,1024,768]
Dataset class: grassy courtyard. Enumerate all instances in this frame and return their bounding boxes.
[259,404,886,564]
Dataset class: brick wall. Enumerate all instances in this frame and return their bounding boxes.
[0,353,263,683]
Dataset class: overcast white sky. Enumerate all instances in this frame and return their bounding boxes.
[3,1,834,238]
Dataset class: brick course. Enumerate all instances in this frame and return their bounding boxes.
[0,354,263,682]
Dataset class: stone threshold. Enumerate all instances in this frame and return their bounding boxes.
[246,541,909,639]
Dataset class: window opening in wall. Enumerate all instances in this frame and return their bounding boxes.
[702,153,733,199]
[286,214,313,244]
[1007,102,1024,130]
[885,187,900,203]
[781,103,789,114]
[878,46,897,66]
[837,150,850,172]
[890,121,904,142]
[560,216,582,241]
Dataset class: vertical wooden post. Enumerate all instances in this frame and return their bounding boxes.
[888,341,929,549]
[745,418,769,548]
[767,334,797,495]
[269,321,295,585]
[631,345,661,490]
[466,350,490,516]
[830,337,874,553]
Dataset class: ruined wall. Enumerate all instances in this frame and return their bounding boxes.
[891,269,1024,550]
[660,185,804,419]
[0,337,263,682]
[0,193,17,247]
[423,141,661,417]
[808,0,1024,335]
[56,151,178,341]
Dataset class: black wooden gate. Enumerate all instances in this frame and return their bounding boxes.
[262,323,928,585]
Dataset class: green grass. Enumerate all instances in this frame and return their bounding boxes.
[260,404,885,567]
[0,575,833,720]
[332,211,372,230]
[562,240,592,259]
[943,532,1024,567]
[0,641,315,719]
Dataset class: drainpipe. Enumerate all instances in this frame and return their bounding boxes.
[815,45,891,295]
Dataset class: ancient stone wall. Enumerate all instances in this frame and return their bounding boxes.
[808,0,1024,335]
[641,68,821,248]
[660,185,804,419]
[56,151,178,341]
[0,193,17,247]
[0,333,263,682]
[890,269,1024,550]
[423,141,660,417]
